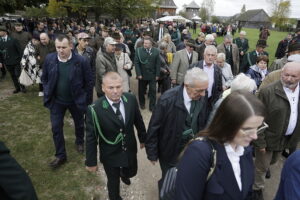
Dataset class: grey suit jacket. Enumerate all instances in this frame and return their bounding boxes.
[170,49,198,84]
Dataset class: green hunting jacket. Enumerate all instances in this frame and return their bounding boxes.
[134,47,161,80]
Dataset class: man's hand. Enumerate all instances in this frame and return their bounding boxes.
[171,79,176,85]
[150,160,157,165]
[140,143,145,149]
[156,76,159,81]
[0,63,2,68]
[137,76,142,80]
[240,51,244,56]
[86,166,98,172]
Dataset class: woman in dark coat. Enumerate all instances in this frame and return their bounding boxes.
[246,55,269,88]
[175,91,266,200]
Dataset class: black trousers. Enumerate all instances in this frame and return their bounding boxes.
[50,102,85,159]
[138,79,156,110]
[158,77,171,94]
[6,64,23,90]
[103,158,137,200]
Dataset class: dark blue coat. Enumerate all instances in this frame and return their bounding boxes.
[246,65,269,88]
[274,150,300,200]
[175,140,254,200]
[42,51,93,111]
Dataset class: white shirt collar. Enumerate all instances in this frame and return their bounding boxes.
[203,60,214,68]
[57,52,72,62]
[224,143,244,157]
[105,96,123,106]
[183,86,192,103]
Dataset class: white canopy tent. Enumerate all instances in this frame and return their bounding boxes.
[156,15,192,23]
[192,16,201,21]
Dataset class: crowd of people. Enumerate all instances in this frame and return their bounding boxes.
[1,17,300,200]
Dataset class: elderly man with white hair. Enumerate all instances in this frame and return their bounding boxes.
[233,31,249,67]
[252,62,300,200]
[95,37,118,97]
[215,52,234,90]
[196,34,215,61]
[146,67,209,187]
[190,45,223,113]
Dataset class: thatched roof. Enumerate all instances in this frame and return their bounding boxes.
[237,9,270,22]
[186,1,200,9]
[159,0,177,9]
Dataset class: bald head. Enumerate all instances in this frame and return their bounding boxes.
[40,33,49,45]
[281,62,300,90]
[102,72,123,102]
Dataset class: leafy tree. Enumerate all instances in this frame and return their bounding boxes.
[0,0,17,14]
[178,10,188,19]
[199,6,209,23]
[24,6,48,17]
[268,0,291,27]
[200,0,215,21]
[46,0,67,17]
[211,15,220,24]
[241,4,246,14]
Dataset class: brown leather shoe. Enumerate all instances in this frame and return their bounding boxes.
[76,144,84,154]
[49,157,67,169]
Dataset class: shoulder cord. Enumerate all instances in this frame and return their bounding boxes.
[137,48,149,65]
[89,105,123,145]
[194,137,217,181]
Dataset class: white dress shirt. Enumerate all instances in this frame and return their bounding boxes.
[183,87,192,113]
[106,96,126,122]
[186,49,192,60]
[203,61,215,98]
[57,53,72,63]
[283,84,299,135]
[224,143,244,191]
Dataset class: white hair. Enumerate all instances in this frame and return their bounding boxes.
[240,31,246,35]
[184,68,209,86]
[205,34,214,41]
[231,73,257,92]
[204,45,217,55]
[217,53,226,61]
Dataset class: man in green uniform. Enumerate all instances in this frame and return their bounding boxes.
[86,72,146,200]
[240,39,269,73]
[135,37,161,111]
[233,30,249,67]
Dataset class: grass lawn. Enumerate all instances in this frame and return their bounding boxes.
[0,78,103,200]
[192,27,289,65]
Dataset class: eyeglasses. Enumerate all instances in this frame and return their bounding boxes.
[240,122,269,136]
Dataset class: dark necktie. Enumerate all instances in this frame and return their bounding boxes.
[112,102,125,124]
[190,100,196,117]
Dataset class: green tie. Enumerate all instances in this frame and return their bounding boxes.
[190,100,196,116]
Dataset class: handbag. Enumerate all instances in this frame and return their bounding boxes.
[19,69,33,86]
[160,137,217,200]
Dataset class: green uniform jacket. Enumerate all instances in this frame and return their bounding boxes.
[233,37,249,53]
[254,81,300,151]
[241,50,268,73]
[0,36,22,66]
[85,93,146,167]
[0,142,38,200]
[134,47,161,80]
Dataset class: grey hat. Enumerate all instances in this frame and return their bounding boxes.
[0,26,8,32]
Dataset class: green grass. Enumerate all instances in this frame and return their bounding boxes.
[192,28,289,64]
[0,79,103,200]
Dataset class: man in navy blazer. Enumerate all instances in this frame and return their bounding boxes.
[189,45,223,113]
[42,34,93,169]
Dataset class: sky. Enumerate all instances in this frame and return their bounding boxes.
[173,0,300,18]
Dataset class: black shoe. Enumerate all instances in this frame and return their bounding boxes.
[252,189,264,200]
[265,168,271,179]
[13,89,20,94]
[282,150,290,158]
[140,105,145,110]
[121,177,131,185]
[49,157,67,169]
[76,144,84,154]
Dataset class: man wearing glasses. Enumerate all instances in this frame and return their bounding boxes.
[252,62,300,200]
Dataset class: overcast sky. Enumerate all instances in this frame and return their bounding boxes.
[173,0,300,18]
